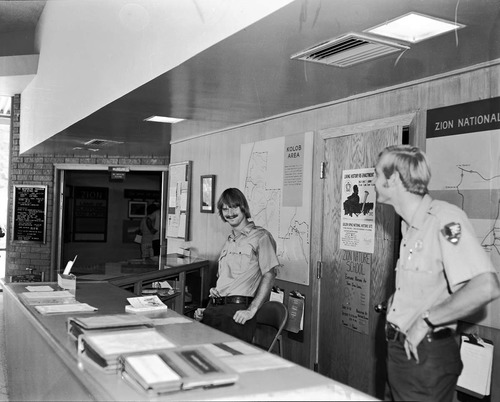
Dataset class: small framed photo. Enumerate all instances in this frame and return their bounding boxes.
[128,201,147,218]
[200,175,215,213]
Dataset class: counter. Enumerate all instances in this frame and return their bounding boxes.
[3,281,377,401]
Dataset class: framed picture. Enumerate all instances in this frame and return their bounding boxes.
[128,201,147,218]
[200,175,215,213]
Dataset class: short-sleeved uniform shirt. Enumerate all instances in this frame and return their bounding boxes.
[387,194,496,333]
[216,222,280,297]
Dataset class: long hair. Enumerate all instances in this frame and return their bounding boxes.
[377,145,431,196]
[216,188,251,222]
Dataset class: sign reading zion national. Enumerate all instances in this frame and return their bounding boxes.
[426,96,500,330]
[240,133,313,285]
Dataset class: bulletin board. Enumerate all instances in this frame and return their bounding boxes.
[12,185,47,243]
[166,161,192,240]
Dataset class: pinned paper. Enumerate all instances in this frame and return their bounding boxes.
[63,255,78,275]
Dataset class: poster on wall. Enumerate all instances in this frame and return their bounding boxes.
[166,161,191,240]
[239,132,313,285]
[73,186,108,242]
[340,250,371,334]
[339,168,376,254]
[426,96,500,330]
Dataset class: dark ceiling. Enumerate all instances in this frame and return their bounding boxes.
[2,0,500,156]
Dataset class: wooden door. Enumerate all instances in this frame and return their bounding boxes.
[317,125,401,398]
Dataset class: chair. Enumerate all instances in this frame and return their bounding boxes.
[252,301,288,357]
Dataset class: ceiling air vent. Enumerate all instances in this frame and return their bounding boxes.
[291,32,409,68]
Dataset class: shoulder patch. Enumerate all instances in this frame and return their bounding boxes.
[441,222,461,244]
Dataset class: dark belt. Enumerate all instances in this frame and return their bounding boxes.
[211,296,254,305]
[386,322,454,342]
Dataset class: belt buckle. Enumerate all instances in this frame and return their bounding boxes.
[212,297,224,305]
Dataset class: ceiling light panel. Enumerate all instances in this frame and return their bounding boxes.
[366,12,465,44]
[145,115,185,124]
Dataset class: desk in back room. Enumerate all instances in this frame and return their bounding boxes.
[3,281,377,401]
[72,253,209,314]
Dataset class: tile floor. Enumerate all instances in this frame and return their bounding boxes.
[0,291,9,401]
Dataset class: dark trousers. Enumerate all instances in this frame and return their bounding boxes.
[152,239,160,256]
[386,335,463,402]
[201,302,257,343]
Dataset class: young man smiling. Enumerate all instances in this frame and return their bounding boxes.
[200,188,280,342]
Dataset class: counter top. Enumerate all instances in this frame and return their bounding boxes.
[3,281,377,401]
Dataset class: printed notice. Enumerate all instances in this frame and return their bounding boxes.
[340,250,371,334]
[283,133,305,207]
[340,168,376,253]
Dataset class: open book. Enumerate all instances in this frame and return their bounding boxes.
[120,346,238,394]
[78,328,176,372]
[125,295,169,313]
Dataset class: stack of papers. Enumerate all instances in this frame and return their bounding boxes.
[78,328,176,372]
[20,290,98,315]
[125,295,169,313]
[67,314,154,341]
[457,335,494,398]
[120,346,238,394]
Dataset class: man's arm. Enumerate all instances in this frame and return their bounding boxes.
[233,267,277,325]
[405,271,500,361]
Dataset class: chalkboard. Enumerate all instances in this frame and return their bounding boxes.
[12,185,47,243]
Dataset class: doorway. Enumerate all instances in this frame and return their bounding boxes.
[316,116,412,398]
[52,165,168,280]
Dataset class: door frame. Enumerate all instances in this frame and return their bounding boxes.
[50,163,169,281]
[310,113,416,371]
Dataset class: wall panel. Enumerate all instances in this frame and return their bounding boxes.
[169,64,500,387]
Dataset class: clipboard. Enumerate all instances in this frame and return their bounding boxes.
[456,333,494,398]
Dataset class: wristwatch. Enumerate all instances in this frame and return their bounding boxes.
[422,310,436,329]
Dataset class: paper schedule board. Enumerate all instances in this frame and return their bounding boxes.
[456,335,494,398]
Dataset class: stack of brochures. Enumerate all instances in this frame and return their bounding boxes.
[125,295,169,313]
[20,290,98,315]
[119,346,238,394]
[67,314,154,341]
[78,327,176,372]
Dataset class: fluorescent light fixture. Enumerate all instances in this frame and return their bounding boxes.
[144,115,185,124]
[366,12,465,44]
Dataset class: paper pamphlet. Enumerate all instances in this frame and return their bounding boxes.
[80,328,175,358]
[124,353,182,390]
[35,303,97,315]
[63,255,78,275]
[25,286,54,292]
[126,296,169,313]
[456,335,494,397]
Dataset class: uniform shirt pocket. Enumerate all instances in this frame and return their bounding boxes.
[227,244,254,275]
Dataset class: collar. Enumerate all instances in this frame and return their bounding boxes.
[404,194,433,231]
[228,222,255,241]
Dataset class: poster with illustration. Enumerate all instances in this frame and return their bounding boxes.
[340,168,376,254]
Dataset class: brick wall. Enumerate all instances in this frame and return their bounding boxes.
[6,94,169,280]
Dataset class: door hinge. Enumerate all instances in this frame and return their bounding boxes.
[316,261,323,279]
[320,161,326,179]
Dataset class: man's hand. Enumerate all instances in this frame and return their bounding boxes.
[233,307,257,325]
[194,308,205,321]
[209,287,221,298]
[404,318,429,363]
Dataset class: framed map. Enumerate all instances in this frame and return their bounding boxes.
[240,132,313,285]
[426,97,500,329]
